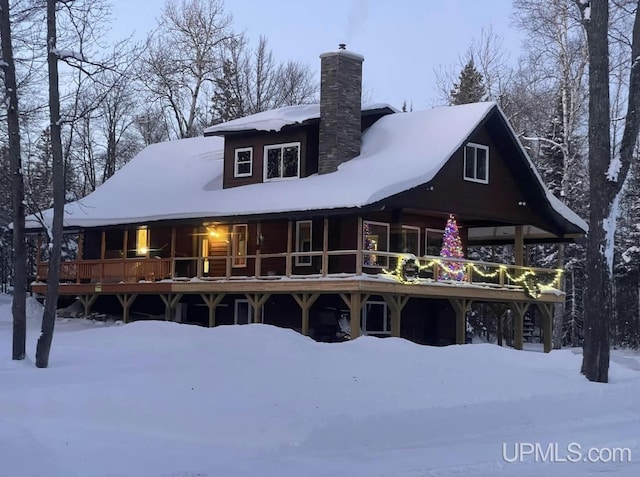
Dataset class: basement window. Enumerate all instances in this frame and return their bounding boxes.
[234,147,253,178]
[264,142,300,180]
[362,300,390,335]
[463,143,489,184]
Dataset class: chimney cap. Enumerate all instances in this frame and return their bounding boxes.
[320,45,364,62]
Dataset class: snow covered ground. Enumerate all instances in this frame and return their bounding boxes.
[1,293,638,477]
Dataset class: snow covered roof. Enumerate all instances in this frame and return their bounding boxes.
[24,102,587,235]
[203,103,398,135]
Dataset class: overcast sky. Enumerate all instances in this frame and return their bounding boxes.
[110,0,522,111]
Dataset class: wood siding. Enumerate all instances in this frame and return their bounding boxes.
[223,126,316,189]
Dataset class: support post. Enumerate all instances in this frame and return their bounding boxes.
[384,294,409,338]
[449,298,472,345]
[201,293,224,327]
[322,217,329,276]
[116,293,137,324]
[286,221,292,277]
[170,226,176,278]
[511,302,529,350]
[245,293,271,324]
[160,293,183,321]
[514,225,524,267]
[356,217,363,275]
[80,294,98,316]
[293,293,320,336]
[340,292,368,338]
[255,222,262,278]
[538,303,554,353]
[123,229,128,259]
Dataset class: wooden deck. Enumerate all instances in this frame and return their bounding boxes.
[33,251,563,353]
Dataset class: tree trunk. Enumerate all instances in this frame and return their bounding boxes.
[581,1,640,382]
[581,0,612,383]
[36,0,65,368]
[1,0,27,360]
[552,244,565,349]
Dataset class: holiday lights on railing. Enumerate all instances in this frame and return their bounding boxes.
[382,253,564,298]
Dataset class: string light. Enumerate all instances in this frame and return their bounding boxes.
[382,253,564,298]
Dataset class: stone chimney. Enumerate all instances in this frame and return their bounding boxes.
[318,44,364,174]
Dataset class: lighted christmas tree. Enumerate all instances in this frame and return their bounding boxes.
[439,214,466,281]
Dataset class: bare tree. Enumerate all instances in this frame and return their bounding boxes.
[1,0,27,360]
[211,35,317,123]
[577,0,640,382]
[141,0,233,138]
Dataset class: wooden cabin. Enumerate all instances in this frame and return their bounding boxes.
[27,47,587,351]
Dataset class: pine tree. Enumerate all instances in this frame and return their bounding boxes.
[450,57,486,105]
[439,215,466,281]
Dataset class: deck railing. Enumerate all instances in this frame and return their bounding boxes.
[36,250,564,294]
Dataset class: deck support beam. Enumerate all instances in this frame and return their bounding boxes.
[293,293,320,336]
[514,225,524,266]
[160,293,183,321]
[245,293,271,323]
[488,303,510,347]
[340,292,369,338]
[116,293,138,324]
[449,298,472,344]
[511,302,529,350]
[383,294,409,337]
[79,294,98,317]
[537,303,554,353]
[201,293,225,327]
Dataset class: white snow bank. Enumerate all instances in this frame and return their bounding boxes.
[1,300,639,477]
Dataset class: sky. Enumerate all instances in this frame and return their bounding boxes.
[109,0,523,111]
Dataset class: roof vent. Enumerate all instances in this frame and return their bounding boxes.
[338,43,346,50]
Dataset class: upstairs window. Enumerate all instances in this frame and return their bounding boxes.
[425,228,445,256]
[401,226,421,255]
[464,143,489,184]
[363,221,390,267]
[264,142,300,181]
[234,147,253,178]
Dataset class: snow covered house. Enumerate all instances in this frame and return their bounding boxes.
[28,46,587,350]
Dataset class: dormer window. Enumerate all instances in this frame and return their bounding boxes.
[464,143,489,184]
[234,147,253,178]
[264,142,300,181]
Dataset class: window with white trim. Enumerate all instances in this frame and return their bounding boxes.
[264,142,300,180]
[401,225,421,255]
[363,221,390,267]
[362,300,390,335]
[295,220,312,266]
[425,228,445,256]
[464,143,489,183]
[234,147,253,177]
[232,224,248,267]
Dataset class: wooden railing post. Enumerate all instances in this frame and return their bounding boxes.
[286,221,292,277]
[322,217,329,277]
[356,217,363,275]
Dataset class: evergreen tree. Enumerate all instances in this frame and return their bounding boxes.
[450,57,486,105]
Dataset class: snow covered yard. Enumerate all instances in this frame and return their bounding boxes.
[1,294,639,477]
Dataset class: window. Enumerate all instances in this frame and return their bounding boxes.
[362,300,390,335]
[401,226,421,255]
[234,299,252,325]
[464,143,489,183]
[234,147,253,177]
[295,220,312,266]
[363,221,390,267]
[136,227,148,256]
[264,142,300,180]
[232,224,248,267]
[425,228,445,256]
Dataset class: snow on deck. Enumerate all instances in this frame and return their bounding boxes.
[25,102,587,232]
